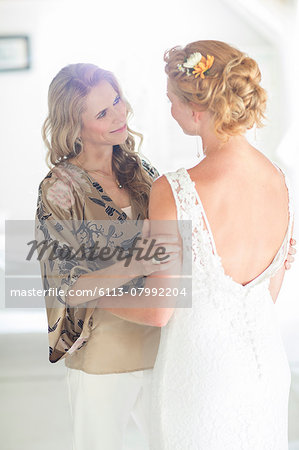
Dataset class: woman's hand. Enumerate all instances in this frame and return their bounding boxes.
[285,238,296,270]
[129,219,181,277]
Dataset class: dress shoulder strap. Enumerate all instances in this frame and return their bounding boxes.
[164,168,199,221]
[261,162,294,280]
[271,162,294,226]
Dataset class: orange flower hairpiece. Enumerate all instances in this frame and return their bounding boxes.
[192,54,214,79]
[177,52,215,79]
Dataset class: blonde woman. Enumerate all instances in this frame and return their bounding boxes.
[36,63,179,450]
[97,41,296,449]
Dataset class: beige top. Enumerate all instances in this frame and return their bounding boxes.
[122,205,132,218]
[35,159,161,374]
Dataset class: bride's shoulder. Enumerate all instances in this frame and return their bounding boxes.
[151,167,191,196]
[149,173,179,220]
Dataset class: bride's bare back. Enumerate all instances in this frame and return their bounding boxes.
[188,146,289,286]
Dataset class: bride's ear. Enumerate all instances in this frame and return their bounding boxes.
[192,110,203,123]
[190,102,205,123]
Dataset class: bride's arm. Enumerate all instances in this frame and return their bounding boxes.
[97,175,181,327]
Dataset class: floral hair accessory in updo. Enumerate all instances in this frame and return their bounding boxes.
[177,52,215,79]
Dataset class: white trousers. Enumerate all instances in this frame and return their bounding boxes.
[66,368,152,450]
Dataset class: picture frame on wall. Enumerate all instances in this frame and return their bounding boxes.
[0,35,30,72]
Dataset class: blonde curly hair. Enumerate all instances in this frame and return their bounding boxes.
[42,63,154,218]
[164,40,267,140]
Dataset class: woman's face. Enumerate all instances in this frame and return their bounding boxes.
[80,80,128,148]
[167,80,196,136]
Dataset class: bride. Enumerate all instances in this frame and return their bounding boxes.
[99,40,294,449]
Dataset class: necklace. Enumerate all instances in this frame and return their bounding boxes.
[75,159,123,189]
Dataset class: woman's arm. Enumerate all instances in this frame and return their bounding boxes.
[269,216,295,303]
[66,225,180,306]
[66,261,141,307]
[285,237,296,270]
[269,235,296,303]
[98,175,181,327]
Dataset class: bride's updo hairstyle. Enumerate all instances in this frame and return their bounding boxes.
[164,40,267,140]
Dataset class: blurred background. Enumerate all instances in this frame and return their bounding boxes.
[0,0,298,448]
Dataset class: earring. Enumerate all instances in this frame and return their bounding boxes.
[195,124,204,160]
[73,137,83,155]
[196,136,202,159]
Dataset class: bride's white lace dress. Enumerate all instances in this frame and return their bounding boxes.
[149,167,293,450]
